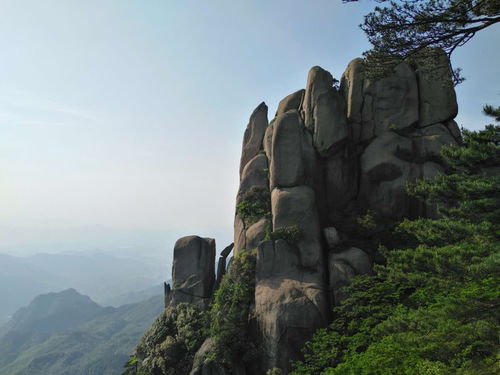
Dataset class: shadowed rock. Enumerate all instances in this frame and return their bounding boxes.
[170,235,216,309]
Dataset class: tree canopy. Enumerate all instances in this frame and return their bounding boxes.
[291,109,500,374]
[351,0,500,84]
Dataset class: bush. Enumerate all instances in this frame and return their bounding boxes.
[357,210,377,230]
[269,225,303,244]
[135,303,206,375]
[236,186,271,225]
[208,250,257,368]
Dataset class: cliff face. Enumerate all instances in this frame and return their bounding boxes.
[142,54,459,375]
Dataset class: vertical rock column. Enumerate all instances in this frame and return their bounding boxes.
[234,102,270,254]
[168,235,216,309]
[254,86,329,373]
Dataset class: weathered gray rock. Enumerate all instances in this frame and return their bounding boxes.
[302,66,335,131]
[264,119,275,160]
[240,102,268,174]
[323,227,340,248]
[328,258,356,305]
[234,214,246,254]
[340,57,364,124]
[271,186,323,274]
[270,111,304,189]
[170,236,216,308]
[416,49,458,127]
[256,240,299,282]
[325,150,358,212]
[301,126,320,191]
[239,153,269,194]
[254,278,329,373]
[313,88,348,156]
[245,218,269,252]
[190,338,246,375]
[414,123,457,162]
[140,52,462,375]
[364,62,419,134]
[359,131,415,218]
[445,120,462,143]
[330,247,371,275]
[276,89,305,116]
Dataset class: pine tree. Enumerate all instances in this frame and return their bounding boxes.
[291,111,500,374]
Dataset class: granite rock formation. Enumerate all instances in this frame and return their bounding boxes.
[150,53,459,375]
[166,235,216,309]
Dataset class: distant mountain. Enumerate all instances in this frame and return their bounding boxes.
[0,289,163,375]
[1,289,102,334]
[0,252,166,326]
[100,284,165,307]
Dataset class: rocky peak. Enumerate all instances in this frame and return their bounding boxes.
[149,53,459,375]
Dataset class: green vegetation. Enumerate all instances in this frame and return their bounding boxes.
[133,251,258,375]
[357,0,500,84]
[236,186,271,225]
[356,210,377,231]
[135,303,206,375]
[292,119,500,374]
[0,293,163,375]
[269,225,303,244]
[207,250,257,368]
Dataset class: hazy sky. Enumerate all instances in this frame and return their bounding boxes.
[1,0,499,256]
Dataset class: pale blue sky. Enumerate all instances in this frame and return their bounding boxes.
[1,0,498,257]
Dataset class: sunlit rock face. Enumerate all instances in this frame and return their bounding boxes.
[157,54,459,375]
[233,54,458,374]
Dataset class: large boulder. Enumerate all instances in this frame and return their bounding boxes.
[340,57,364,125]
[170,236,216,308]
[313,88,348,156]
[245,218,269,251]
[276,89,305,116]
[239,153,269,194]
[271,186,323,275]
[415,49,458,127]
[330,247,371,275]
[254,277,329,373]
[302,66,335,131]
[240,102,268,174]
[270,110,304,189]
[363,62,419,135]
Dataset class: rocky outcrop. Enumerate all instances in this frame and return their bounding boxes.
[143,52,459,375]
[232,53,458,373]
[168,235,216,309]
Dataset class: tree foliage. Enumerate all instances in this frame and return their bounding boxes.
[292,114,500,374]
[207,250,257,367]
[135,303,207,375]
[352,0,500,84]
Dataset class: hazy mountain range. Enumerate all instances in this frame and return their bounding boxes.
[0,288,163,375]
[0,251,167,327]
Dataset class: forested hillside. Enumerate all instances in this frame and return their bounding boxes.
[292,117,500,374]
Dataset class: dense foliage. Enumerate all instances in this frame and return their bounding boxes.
[134,303,206,375]
[292,117,500,374]
[269,225,303,244]
[133,251,257,375]
[207,250,257,368]
[236,186,271,225]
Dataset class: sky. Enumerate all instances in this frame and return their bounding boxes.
[0,0,499,258]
